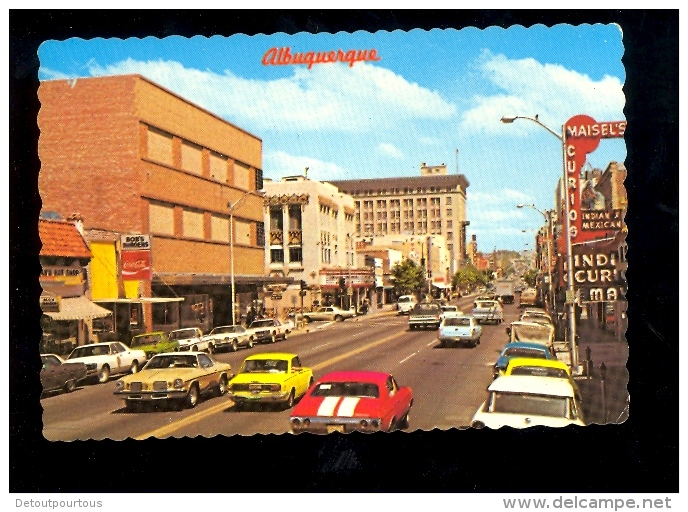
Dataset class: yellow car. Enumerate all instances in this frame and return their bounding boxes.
[228,352,313,410]
[114,352,233,411]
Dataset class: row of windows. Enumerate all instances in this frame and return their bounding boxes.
[269,205,302,231]
[270,247,303,264]
[148,201,263,245]
[357,196,453,209]
[146,126,262,190]
[352,186,456,195]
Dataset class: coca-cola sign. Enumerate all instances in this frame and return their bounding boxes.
[121,250,152,281]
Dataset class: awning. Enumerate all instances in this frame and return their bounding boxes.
[93,297,185,303]
[432,283,452,289]
[43,296,112,321]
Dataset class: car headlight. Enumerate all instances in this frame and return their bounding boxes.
[471,420,485,429]
[115,381,124,391]
[291,418,301,427]
[173,378,184,389]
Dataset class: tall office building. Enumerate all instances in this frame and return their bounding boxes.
[329,163,470,273]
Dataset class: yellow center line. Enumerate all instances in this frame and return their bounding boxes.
[134,327,406,439]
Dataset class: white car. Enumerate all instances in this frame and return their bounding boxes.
[440,304,462,321]
[169,327,210,353]
[67,342,147,384]
[438,314,482,348]
[472,300,504,324]
[203,325,254,353]
[302,306,356,323]
[396,295,418,315]
[470,375,585,429]
[247,318,291,343]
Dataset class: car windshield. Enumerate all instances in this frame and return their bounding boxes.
[475,301,496,309]
[490,392,569,418]
[169,329,198,340]
[250,320,273,328]
[510,366,569,378]
[311,382,380,398]
[131,334,163,347]
[69,345,110,358]
[145,354,199,369]
[242,359,287,373]
[398,297,414,303]
[444,317,471,326]
[210,326,239,335]
[502,348,547,359]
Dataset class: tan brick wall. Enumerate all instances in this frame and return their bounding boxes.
[152,237,264,275]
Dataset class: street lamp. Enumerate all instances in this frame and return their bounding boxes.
[502,114,579,370]
[228,190,263,326]
[517,204,555,311]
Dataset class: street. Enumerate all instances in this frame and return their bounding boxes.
[42,295,520,440]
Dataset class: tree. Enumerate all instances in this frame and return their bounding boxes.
[523,268,538,288]
[452,264,489,291]
[391,259,426,295]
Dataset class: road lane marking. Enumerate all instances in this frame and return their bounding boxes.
[427,339,438,347]
[134,327,406,439]
[399,351,418,364]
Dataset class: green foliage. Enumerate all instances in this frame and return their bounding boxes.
[452,264,489,290]
[391,259,426,294]
[523,268,539,287]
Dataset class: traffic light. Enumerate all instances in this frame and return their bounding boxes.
[300,280,307,290]
[339,277,346,290]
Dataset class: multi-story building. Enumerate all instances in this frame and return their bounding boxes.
[329,163,470,274]
[467,234,478,267]
[38,74,269,337]
[262,175,374,311]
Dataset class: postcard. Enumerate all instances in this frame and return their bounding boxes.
[37,24,628,440]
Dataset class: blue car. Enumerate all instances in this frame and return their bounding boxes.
[493,341,557,378]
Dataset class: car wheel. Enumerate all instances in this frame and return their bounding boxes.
[283,330,289,340]
[309,376,314,388]
[192,345,198,352]
[64,379,77,393]
[247,338,254,349]
[125,400,141,413]
[130,360,139,374]
[97,365,110,384]
[303,317,310,324]
[285,389,295,409]
[388,417,397,432]
[185,384,200,409]
[270,333,277,343]
[216,375,228,397]
[335,315,343,322]
[439,340,445,348]
[231,340,238,352]
[400,411,410,429]
[207,343,214,354]
[233,401,244,411]
[477,337,481,345]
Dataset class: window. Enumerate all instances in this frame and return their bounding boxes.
[289,247,303,264]
[210,152,228,182]
[146,127,172,166]
[148,202,174,235]
[446,197,452,205]
[210,215,229,242]
[256,222,265,246]
[270,206,283,230]
[254,168,263,190]
[288,205,302,230]
[446,208,453,216]
[447,220,453,229]
[271,248,284,263]
[234,161,250,189]
[181,141,203,175]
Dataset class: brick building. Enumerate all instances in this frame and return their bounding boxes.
[38,74,271,337]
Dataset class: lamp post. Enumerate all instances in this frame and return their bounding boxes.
[228,190,262,326]
[502,114,578,370]
[517,204,555,312]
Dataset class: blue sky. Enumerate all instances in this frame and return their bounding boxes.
[38,24,625,252]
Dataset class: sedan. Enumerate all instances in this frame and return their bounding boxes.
[203,324,254,352]
[302,306,356,323]
[114,352,233,411]
[290,371,413,434]
[438,314,482,348]
[40,354,88,395]
[493,342,557,378]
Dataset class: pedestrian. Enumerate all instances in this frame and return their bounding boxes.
[246,306,256,327]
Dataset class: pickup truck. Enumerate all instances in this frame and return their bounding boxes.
[247,318,291,344]
[408,302,442,330]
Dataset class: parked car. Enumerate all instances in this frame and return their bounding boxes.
[114,352,233,411]
[438,314,482,348]
[504,357,581,402]
[130,331,179,359]
[228,352,313,410]
[493,341,557,378]
[169,327,209,352]
[520,310,553,325]
[408,302,443,330]
[290,371,413,434]
[302,306,356,323]
[505,321,555,348]
[440,304,462,320]
[519,288,539,308]
[40,353,89,395]
[67,342,147,383]
[471,375,585,429]
[472,300,504,324]
[396,295,418,315]
[203,324,254,352]
[247,318,291,344]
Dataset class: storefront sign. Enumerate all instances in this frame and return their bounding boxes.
[121,234,151,250]
[40,292,61,313]
[565,244,627,303]
[121,250,152,281]
[564,115,626,243]
[40,265,85,297]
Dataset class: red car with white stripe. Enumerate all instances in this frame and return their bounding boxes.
[289,371,413,434]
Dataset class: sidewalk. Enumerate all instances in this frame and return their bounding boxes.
[574,317,629,424]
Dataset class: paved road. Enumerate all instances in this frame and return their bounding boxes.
[42,297,522,440]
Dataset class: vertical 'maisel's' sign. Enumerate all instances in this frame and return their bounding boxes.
[563,115,626,244]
